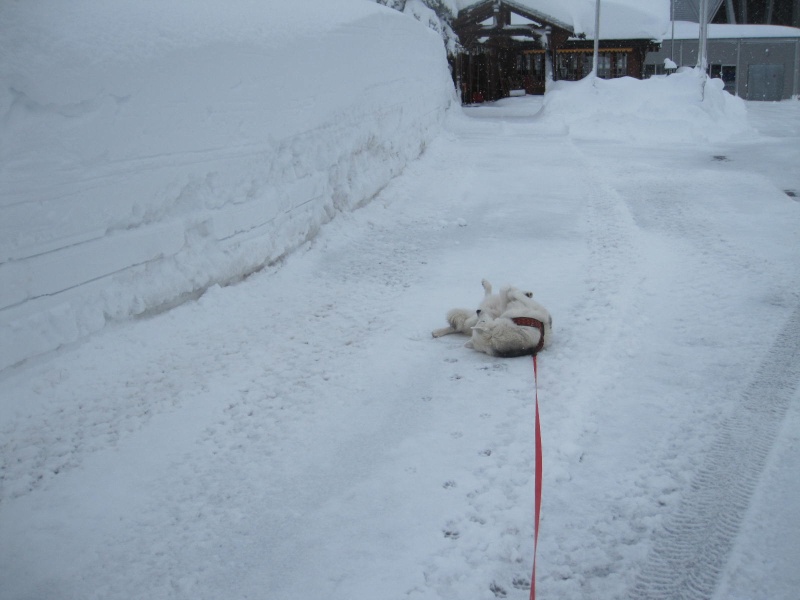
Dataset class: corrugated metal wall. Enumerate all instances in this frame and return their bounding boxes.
[646,36,800,99]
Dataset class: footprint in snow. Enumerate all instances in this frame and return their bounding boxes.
[512,577,530,590]
[443,529,460,540]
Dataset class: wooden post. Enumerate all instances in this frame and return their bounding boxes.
[545,33,554,91]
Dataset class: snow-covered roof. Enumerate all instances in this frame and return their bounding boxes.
[453,0,669,41]
[573,1,669,41]
[668,20,800,40]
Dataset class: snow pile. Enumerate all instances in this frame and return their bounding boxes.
[0,0,457,370]
[538,69,751,143]
[398,0,459,55]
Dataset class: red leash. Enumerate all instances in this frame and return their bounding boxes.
[530,354,543,600]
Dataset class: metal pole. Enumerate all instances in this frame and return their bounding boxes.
[671,0,675,62]
[794,39,799,99]
[736,38,742,97]
[696,0,709,101]
[725,0,737,24]
[698,0,708,72]
[592,0,601,78]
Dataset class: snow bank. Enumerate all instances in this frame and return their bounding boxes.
[400,0,459,55]
[538,69,751,143]
[0,0,457,370]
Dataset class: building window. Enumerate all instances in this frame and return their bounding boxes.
[557,50,630,81]
[709,64,736,84]
[532,53,545,81]
[612,52,628,78]
[596,54,612,78]
[521,51,546,83]
[709,64,737,92]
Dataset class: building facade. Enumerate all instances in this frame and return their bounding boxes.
[646,21,800,100]
[452,0,660,103]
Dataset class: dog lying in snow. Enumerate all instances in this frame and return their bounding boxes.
[467,288,552,357]
[432,279,552,357]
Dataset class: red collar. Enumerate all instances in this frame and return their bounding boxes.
[511,317,546,355]
[511,317,544,330]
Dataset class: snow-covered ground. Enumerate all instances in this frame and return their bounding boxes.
[3,2,800,599]
[2,91,799,598]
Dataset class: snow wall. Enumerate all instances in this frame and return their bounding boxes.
[0,0,457,371]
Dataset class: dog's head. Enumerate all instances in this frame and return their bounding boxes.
[468,311,500,354]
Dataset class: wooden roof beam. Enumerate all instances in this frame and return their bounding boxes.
[458,24,547,39]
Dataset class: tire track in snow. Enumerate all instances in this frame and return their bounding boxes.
[631,303,800,600]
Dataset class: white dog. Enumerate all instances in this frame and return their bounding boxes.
[431,279,532,338]
[432,279,552,357]
[466,288,553,358]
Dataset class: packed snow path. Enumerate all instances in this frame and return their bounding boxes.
[2,99,799,600]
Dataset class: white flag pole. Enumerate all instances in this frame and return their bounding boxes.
[591,0,601,79]
[697,0,709,100]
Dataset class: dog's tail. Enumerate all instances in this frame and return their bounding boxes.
[447,308,476,332]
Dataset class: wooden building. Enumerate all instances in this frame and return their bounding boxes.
[452,0,661,103]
